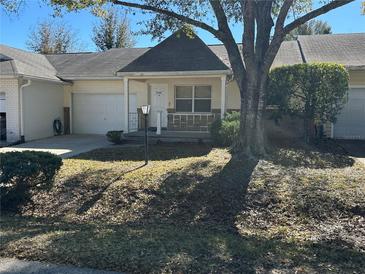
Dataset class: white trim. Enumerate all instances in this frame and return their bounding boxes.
[349,85,365,88]
[19,79,32,139]
[117,70,231,77]
[220,75,226,119]
[123,77,129,133]
[58,76,122,80]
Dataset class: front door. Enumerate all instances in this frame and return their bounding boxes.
[150,84,168,128]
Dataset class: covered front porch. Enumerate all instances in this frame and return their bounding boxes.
[123,74,229,135]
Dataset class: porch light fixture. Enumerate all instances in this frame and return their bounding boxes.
[141,105,151,165]
[141,105,151,115]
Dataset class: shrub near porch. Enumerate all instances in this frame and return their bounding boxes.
[0,144,364,273]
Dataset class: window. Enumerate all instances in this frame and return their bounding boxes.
[175,85,211,112]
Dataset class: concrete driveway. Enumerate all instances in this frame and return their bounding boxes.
[337,140,365,165]
[0,257,122,274]
[0,135,111,158]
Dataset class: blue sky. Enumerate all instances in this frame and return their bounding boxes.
[0,0,364,51]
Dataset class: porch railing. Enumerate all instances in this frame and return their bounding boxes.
[128,112,138,132]
[167,113,218,132]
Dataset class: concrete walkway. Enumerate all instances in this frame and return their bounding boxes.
[337,140,365,165]
[0,135,111,158]
[0,258,122,274]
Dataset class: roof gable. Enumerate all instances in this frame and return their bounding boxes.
[0,44,62,82]
[119,30,229,74]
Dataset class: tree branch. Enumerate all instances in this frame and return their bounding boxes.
[242,0,256,67]
[209,0,246,77]
[283,0,355,34]
[113,0,221,38]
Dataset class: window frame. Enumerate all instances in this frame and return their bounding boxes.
[175,85,212,113]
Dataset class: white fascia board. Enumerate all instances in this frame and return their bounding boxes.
[116,70,232,78]
[59,76,122,80]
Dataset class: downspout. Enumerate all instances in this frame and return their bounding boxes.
[19,78,31,142]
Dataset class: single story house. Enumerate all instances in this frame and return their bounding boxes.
[0,31,364,143]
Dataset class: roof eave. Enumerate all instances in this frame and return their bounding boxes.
[116,70,232,77]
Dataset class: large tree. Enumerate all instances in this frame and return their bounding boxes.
[285,19,332,40]
[48,0,355,155]
[27,20,77,54]
[92,7,134,51]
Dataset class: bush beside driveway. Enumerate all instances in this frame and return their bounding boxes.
[1,143,364,273]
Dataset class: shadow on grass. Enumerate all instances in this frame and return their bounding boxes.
[73,144,212,162]
[268,144,355,169]
[1,215,364,273]
[2,143,364,272]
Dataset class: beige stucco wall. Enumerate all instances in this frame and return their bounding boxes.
[23,80,64,141]
[146,77,222,110]
[226,80,241,110]
[0,78,20,142]
[349,70,365,86]
[66,77,223,111]
[65,79,148,108]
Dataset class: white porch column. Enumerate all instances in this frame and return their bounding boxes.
[123,77,129,133]
[220,75,227,119]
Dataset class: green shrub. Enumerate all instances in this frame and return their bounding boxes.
[210,112,240,146]
[268,63,349,143]
[0,151,62,212]
[106,130,125,144]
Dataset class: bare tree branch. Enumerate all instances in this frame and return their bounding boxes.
[209,0,246,78]
[113,0,221,38]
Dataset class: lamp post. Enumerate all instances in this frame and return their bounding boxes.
[141,105,151,165]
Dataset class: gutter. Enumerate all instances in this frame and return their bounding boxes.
[116,69,232,77]
[19,78,31,142]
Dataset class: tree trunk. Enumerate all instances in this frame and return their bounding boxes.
[236,71,266,157]
[304,117,316,144]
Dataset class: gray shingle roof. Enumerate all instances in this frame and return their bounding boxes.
[119,30,229,74]
[298,33,365,69]
[209,40,304,69]
[46,48,149,79]
[1,33,364,81]
[0,44,62,82]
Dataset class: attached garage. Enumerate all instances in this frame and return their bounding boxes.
[333,88,365,140]
[72,93,137,134]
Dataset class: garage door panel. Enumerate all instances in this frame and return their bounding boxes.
[334,88,365,140]
[72,94,136,135]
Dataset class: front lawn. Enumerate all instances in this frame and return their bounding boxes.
[1,143,364,273]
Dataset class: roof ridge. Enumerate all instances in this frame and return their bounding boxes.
[298,32,365,38]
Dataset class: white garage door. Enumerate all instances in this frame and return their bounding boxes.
[72,93,137,134]
[334,88,365,140]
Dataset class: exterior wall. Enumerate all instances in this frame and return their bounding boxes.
[23,80,64,141]
[146,77,222,131]
[146,77,222,111]
[0,78,20,142]
[349,70,365,86]
[226,80,241,111]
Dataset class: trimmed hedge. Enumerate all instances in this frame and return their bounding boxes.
[210,111,240,146]
[106,130,125,144]
[0,151,62,212]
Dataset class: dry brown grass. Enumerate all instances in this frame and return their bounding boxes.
[1,143,364,273]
